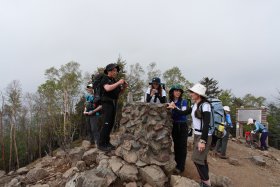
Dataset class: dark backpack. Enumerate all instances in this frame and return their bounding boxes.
[91,73,106,104]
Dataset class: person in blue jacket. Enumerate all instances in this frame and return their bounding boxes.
[247,118,269,150]
[166,84,190,174]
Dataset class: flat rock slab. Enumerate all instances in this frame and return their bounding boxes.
[252,156,266,166]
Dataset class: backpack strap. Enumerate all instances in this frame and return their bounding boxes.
[194,101,204,133]
[194,101,214,133]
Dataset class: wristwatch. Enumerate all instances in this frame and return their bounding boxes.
[199,139,206,144]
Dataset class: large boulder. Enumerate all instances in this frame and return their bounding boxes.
[0,170,5,178]
[16,167,29,175]
[63,167,79,179]
[170,175,200,187]
[26,168,49,183]
[118,164,138,181]
[251,156,266,166]
[139,165,167,187]
[209,173,233,187]
[82,148,99,166]
[69,147,85,166]
[81,140,91,151]
[109,156,124,173]
[66,172,106,187]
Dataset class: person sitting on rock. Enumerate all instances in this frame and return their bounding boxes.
[166,84,190,174]
[247,118,269,151]
[146,77,166,104]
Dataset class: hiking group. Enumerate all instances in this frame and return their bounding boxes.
[83,63,268,187]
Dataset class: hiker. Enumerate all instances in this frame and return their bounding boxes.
[83,83,102,146]
[215,106,233,159]
[98,63,128,151]
[83,83,94,140]
[189,83,212,187]
[247,118,269,151]
[166,84,190,174]
[168,83,212,186]
[145,77,166,103]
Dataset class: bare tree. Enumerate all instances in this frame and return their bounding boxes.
[0,92,5,170]
[6,80,22,170]
[146,62,162,85]
[126,63,145,101]
[44,62,82,147]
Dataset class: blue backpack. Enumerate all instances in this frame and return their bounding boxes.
[199,98,226,138]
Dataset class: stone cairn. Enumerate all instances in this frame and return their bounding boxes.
[114,102,176,186]
[117,102,174,165]
[0,103,201,187]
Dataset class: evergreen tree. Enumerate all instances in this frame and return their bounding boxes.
[200,77,222,98]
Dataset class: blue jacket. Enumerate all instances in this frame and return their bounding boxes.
[85,92,94,103]
[225,114,233,127]
[253,121,268,133]
[171,99,188,123]
[84,93,100,116]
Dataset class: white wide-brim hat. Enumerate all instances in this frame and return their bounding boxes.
[188,83,208,98]
[223,106,230,112]
[247,118,254,125]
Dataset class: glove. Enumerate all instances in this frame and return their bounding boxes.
[251,130,255,134]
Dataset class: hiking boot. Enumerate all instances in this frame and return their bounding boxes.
[98,145,111,152]
[173,168,183,175]
[219,154,228,159]
[213,151,221,157]
[200,182,211,187]
[107,143,116,150]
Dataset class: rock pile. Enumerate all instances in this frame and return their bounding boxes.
[0,103,201,187]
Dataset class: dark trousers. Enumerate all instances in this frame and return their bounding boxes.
[89,115,101,145]
[215,127,230,156]
[194,161,209,181]
[99,102,116,146]
[83,116,91,139]
[260,132,268,149]
[172,122,188,172]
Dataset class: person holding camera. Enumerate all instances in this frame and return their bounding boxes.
[145,77,166,104]
[98,63,128,152]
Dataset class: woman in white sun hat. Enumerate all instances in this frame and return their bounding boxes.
[167,83,212,186]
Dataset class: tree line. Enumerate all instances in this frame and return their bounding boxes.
[0,58,279,172]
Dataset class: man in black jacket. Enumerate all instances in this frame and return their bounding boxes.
[98,63,127,151]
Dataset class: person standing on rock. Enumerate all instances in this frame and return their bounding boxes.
[145,77,167,104]
[247,118,269,151]
[98,63,128,152]
[167,83,212,186]
[83,83,102,146]
[215,106,233,159]
[166,84,190,174]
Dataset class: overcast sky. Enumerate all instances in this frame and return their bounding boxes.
[0,0,279,102]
